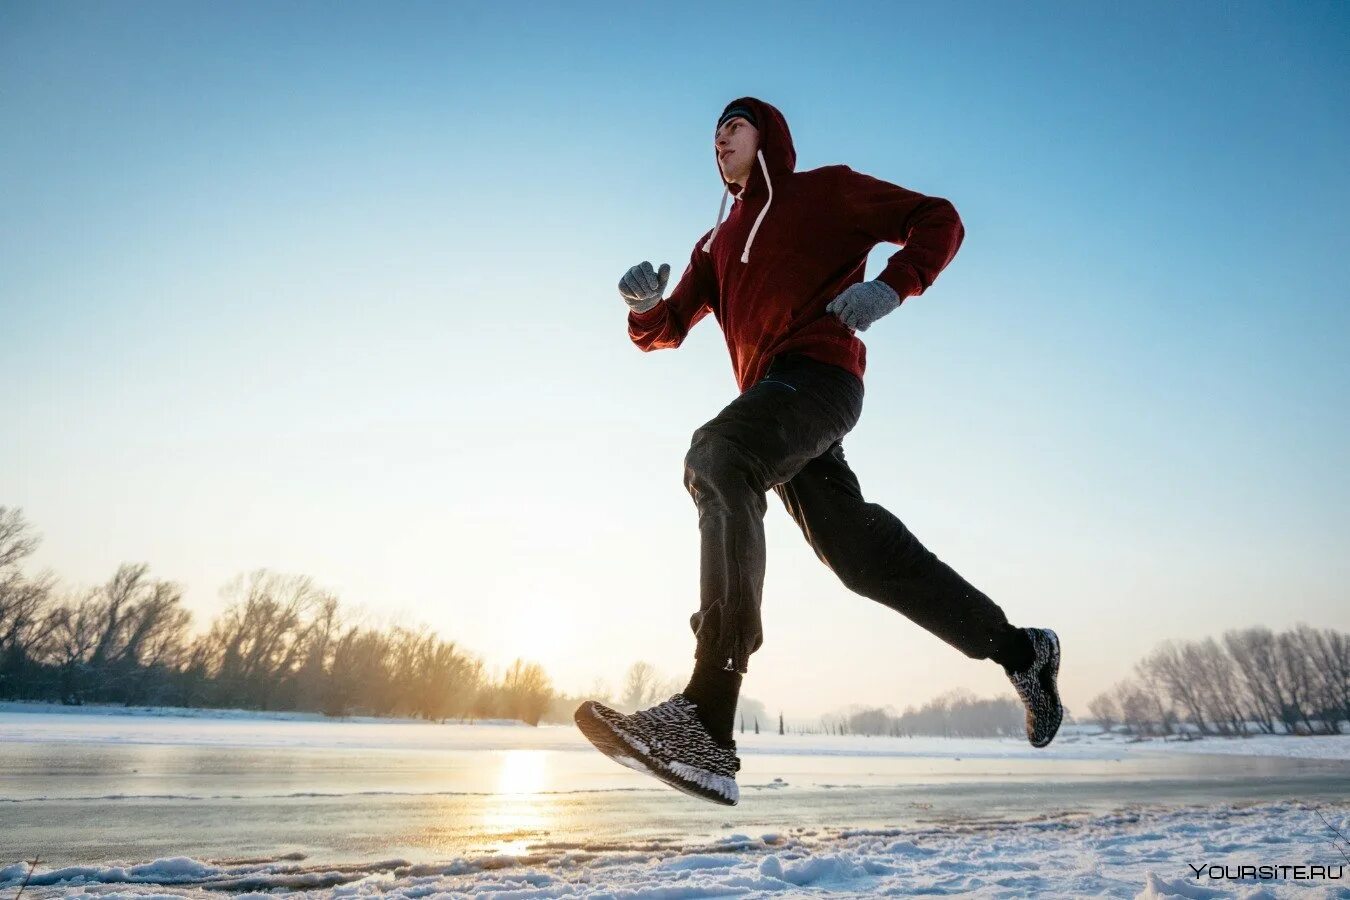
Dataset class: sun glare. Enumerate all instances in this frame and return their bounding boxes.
[505,603,580,672]
[495,749,549,796]
[478,749,553,853]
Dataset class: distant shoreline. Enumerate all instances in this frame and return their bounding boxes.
[2,703,1348,761]
[0,700,528,728]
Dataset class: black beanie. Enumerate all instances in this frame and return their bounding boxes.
[717,104,758,131]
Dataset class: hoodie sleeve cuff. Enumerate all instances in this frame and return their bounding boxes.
[875,264,923,304]
[628,299,667,325]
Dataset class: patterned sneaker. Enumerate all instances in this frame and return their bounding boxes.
[1006,627,1063,748]
[574,693,741,806]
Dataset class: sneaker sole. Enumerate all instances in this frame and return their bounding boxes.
[573,702,738,807]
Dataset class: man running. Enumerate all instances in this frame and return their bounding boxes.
[575,97,1062,806]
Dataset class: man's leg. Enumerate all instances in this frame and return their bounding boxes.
[773,441,1034,669]
[681,358,863,743]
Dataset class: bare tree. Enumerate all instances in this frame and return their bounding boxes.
[1303,627,1350,732]
[1278,627,1324,734]
[87,563,151,672]
[1191,637,1247,735]
[1086,692,1119,732]
[1132,661,1176,736]
[34,565,191,703]
[203,570,324,708]
[848,706,895,736]
[0,571,57,693]
[620,661,661,712]
[416,639,482,721]
[1145,641,1210,733]
[384,627,426,717]
[47,589,100,703]
[114,579,191,704]
[1224,628,1283,734]
[1223,629,1265,731]
[585,676,614,707]
[0,507,39,570]
[1115,680,1153,736]
[325,626,392,715]
[0,508,58,697]
[294,593,341,711]
[500,658,554,726]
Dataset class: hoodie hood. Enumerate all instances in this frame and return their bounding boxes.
[716,97,796,197]
[703,97,796,262]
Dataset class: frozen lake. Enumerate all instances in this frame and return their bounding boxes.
[2,706,1348,896]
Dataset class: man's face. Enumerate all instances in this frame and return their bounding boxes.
[715,116,759,186]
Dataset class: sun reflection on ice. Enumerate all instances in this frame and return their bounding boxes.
[481,749,553,854]
[495,748,549,796]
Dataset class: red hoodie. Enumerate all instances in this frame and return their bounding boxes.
[628,96,966,392]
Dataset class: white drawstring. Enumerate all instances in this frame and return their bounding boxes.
[740,150,773,263]
[702,149,774,262]
[701,186,730,252]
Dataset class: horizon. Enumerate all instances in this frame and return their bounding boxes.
[3,1,1348,722]
[4,506,1343,728]
[0,507,1025,725]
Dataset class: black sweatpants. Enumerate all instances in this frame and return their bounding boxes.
[684,353,1021,674]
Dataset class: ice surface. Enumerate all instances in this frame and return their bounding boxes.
[4,703,1348,897]
[4,702,1348,761]
[3,802,1346,897]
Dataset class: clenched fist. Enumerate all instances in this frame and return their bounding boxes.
[619,261,671,314]
[826,280,901,332]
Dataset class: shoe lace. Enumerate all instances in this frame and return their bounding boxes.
[632,695,693,728]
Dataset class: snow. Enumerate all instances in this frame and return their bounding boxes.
[0,701,546,753]
[4,802,1346,897]
[3,702,1348,761]
[4,705,1348,896]
[1084,731,1350,762]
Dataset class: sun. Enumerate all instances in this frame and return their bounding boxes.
[504,600,580,671]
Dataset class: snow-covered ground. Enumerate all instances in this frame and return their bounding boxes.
[3,704,1348,897]
[2,802,1347,898]
[1060,727,1350,763]
[3,701,1348,761]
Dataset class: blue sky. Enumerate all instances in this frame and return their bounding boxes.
[2,1,1347,717]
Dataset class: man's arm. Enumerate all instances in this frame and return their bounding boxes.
[845,168,965,302]
[628,236,717,351]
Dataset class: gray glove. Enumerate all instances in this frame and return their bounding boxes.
[826,279,901,332]
[619,261,671,314]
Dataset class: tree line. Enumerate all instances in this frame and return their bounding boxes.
[0,508,557,724]
[590,660,1025,739]
[590,659,778,734]
[819,689,1024,738]
[1087,626,1350,737]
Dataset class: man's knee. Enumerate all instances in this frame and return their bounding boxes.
[826,549,884,597]
[684,428,758,494]
[813,508,938,594]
